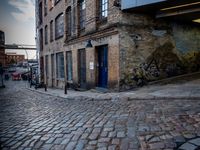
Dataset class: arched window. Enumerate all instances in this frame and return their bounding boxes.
[66,7,72,37]
[55,13,64,39]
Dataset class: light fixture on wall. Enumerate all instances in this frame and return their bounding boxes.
[193,19,200,23]
[86,39,93,48]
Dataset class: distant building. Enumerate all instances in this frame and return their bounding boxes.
[5,53,25,65]
[0,31,6,67]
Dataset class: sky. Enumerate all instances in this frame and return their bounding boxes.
[0,0,36,59]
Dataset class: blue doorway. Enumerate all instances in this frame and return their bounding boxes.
[97,45,108,88]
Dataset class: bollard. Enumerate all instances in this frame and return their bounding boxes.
[64,84,67,94]
[45,84,47,92]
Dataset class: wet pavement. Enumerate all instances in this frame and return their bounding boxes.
[1,80,200,150]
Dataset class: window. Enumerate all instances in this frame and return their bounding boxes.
[56,52,64,79]
[66,51,73,81]
[72,8,76,34]
[39,29,43,51]
[44,0,47,16]
[51,54,54,78]
[55,13,64,39]
[66,7,72,38]
[45,25,48,44]
[45,55,49,78]
[39,2,43,24]
[79,0,86,30]
[50,20,53,42]
[99,0,108,20]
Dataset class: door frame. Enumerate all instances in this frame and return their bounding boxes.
[95,45,108,88]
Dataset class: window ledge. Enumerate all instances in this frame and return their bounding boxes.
[55,35,64,40]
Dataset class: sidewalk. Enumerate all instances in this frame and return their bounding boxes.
[27,79,200,100]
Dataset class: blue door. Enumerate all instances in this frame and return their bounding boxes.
[98,45,108,88]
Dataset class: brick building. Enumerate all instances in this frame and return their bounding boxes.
[0,31,6,67]
[36,0,200,90]
[5,53,25,65]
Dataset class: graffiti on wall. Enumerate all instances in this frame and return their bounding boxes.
[120,24,200,89]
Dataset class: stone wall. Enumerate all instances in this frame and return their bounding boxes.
[118,14,200,90]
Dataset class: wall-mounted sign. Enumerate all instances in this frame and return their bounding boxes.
[90,62,94,70]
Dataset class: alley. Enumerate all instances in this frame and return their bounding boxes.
[1,81,200,150]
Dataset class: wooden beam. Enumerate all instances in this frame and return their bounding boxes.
[156,7,200,18]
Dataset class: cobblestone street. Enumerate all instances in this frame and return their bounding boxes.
[1,81,200,150]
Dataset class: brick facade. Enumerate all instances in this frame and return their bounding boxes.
[0,31,6,67]
[5,53,25,65]
[36,0,200,90]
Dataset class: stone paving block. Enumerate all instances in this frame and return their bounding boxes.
[188,138,200,146]
[72,134,82,141]
[88,133,99,140]
[149,142,165,150]
[88,140,97,145]
[75,140,87,150]
[51,144,66,150]
[112,138,120,145]
[41,144,53,150]
[45,137,55,144]
[98,138,111,143]
[108,145,116,150]
[65,141,77,150]
[179,143,197,150]
[53,137,63,144]
[97,142,108,148]
[33,141,44,149]
[149,136,161,143]
[100,131,108,137]
[174,136,186,143]
[117,131,126,138]
[80,133,89,139]
[120,138,129,150]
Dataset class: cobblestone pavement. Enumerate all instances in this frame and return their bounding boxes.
[1,81,200,150]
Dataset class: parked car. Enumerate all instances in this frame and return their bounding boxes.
[12,72,21,80]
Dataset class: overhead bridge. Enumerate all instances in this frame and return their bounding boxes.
[0,44,36,50]
[121,0,200,23]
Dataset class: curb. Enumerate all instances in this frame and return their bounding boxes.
[26,87,200,101]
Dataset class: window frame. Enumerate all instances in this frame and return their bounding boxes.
[45,25,48,44]
[55,13,64,40]
[56,52,65,79]
[39,2,43,24]
[66,7,72,38]
[98,0,108,22]
[79,0,86,31]
[44,0,48,16]
[39,28,43,51]
[45,55,49,78]
[50,20,54,42]
[66,51,73,81]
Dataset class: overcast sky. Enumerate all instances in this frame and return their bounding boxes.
[0,0,36,59]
